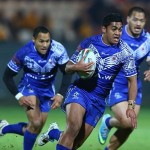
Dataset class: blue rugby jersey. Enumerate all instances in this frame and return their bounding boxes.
[113,25,150,89]
[70,34,137,99]
[7,40,69,89]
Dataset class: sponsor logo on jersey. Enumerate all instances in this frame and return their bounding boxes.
[72,92,79,100]
[114,92,122,99]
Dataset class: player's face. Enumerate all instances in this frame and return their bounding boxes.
[33,32,51,55]
[127,11,146,37]
[102,22,122,45]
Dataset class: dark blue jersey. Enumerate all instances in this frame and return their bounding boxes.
[8,40,69,88]
[70,34,137,99]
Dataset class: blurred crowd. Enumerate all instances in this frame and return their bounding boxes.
[0,0,150,43]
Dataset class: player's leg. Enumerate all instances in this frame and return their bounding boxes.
[38,122,95,148]
[57,103,85,150]
[99,88,136,145]
[0,119,28,136]
[24,95,48,150]
[73,122,94,149]
[0,88,29,137]
[98,89,124,145]
[73,102,104,149]
[106,102,140,149]
[38,100,104,148]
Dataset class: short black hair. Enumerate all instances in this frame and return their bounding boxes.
[33,26,50,38]
[128,6,146,17]
[102,13,123,27]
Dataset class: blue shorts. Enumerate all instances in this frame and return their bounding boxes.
[107,86,142,107]
[18,82,53,112]
[63,85,105,127]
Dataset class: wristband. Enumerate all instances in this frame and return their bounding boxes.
[15,93,23,100]
[56,93,64,99]
[128,100,135,109]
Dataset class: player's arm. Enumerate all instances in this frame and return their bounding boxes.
[51,62,72,109]
[65,60,79,73]
[127,75,137,107]
[121,43,138,128]
[3,66,33,108]
[3,66,19,96]
[144,57,150,81]
[65,58,94,74]
[126,74,137,128]
[58,62,72,97]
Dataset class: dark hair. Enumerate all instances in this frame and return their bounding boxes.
[102,13,123,27]
[128,6,146,17]
[33,26,50,38]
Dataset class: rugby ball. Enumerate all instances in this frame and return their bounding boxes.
[77,48,96,79]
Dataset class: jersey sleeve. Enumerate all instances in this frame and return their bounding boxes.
[7,47,25,73]
[58,46,69,65]
[120,41,137,77]
[52,40,70,65]
[122,54,137,77]
[69,48,81,64]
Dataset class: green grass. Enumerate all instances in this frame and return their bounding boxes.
[0,105,150,150]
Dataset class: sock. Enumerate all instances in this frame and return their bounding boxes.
[104,147,109,150]
[49,129,62,141]
[56,144,71,150]
[24,130,38,150]
[105,117,112,129]
[2,122,27,135]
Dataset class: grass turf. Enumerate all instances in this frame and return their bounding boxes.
[0,105,149,150]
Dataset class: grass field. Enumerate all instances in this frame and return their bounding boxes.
[0,105,149,150]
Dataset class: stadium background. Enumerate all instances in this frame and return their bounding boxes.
[0,0,150,149]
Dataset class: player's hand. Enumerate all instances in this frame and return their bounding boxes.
[126,108,137,128]
[144,70,150,81]
[18,96,34,109]
[76,57,94,73]
[51,94,64,109]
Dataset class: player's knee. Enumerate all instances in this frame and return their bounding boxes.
[119,117,133,129]
[29,119,43,133]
